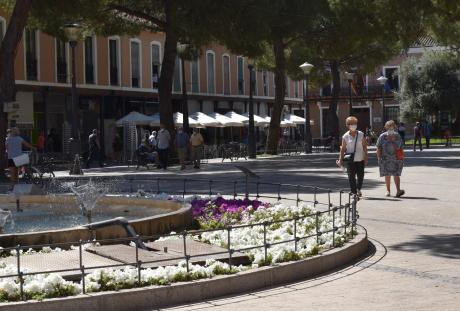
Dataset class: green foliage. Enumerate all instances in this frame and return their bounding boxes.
[399,52,460,122]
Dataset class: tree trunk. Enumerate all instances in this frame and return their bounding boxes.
[266,38,286,155]
[325,60,341,138]
[0,0,32,180]
[158,0,177,139]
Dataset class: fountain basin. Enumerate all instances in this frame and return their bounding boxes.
[0,195,192,247]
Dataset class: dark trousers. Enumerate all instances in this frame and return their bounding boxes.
[347,161,365,194]
[86,148,102,168]
[158,148,169,169]
[413,135,422,151]
[425,136,430,149]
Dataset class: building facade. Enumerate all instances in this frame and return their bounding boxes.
[1,11,446,157]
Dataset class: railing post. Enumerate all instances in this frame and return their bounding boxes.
[339,190,343,216]
[136,235,142,286]
[227,226,232,270]
[256,182,260,198]
[183,179,187,198]
[328,190,332,215]
[79,240,86,294]
[352,194,358,233]
[16,245,24,300]
[314,187,318,207]
[233,181,237,199]
[296,185,300,207]
[183,231,189,273]
[332,207,336,247]
[277,183,282,201]
[344,201,347,237]
[294,217,298,252]
[209,180,213,196]
[157,178,160,194]
[315,212,320,245]
[263,223,268,263]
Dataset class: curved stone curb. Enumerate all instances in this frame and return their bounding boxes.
[1,231,368,311]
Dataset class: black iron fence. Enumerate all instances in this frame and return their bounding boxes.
[1,178,360,301]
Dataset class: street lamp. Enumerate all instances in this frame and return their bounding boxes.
[299,61,314,154]
[64,23,83,175]
[377,75,388,125]
[177,42,190,133]
[345,71,354,117]
[247,58,256,159]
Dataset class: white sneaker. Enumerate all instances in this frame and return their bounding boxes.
[385,191,391,197]
[357,189,362,197]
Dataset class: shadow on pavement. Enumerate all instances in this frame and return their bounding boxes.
[390,234,460,259]
[400,196,439,201]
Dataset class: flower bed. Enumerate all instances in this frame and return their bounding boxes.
[0,193,354,303]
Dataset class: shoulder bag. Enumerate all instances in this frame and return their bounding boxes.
[343,132,358,163]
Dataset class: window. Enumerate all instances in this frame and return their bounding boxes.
[55,39,67,83]
[25,29,38,81]
[294,81,299,98]
[385,106,400,123]
[109,38,119,86]
[172,55,182,92]
[206,51,215,94]
[262,70,268,96]
[222,55,230,95]
[285,77,290,97]
[84,36,95,84]
[151,42,161,89]
[130,40,141,88]
[191,59,200,93]
[237,56,244,95]
[384,66,400,91]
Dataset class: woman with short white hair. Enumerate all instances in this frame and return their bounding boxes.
[338,116,368,197]
[377,120,405,197]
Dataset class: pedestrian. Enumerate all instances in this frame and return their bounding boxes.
[156,124,171,169]
[86,129,103,168]
[376,120,405,197]
[175,127,189,170]
[337,116,368,197]
[46,128,56,152]
[37,130,45,153]
[413,121,423,152]
[190,128,204,169]
[422,120,432,149]
[5,127,34,186]
[112,133,123,163]
[398,122,406,145]
[149,130,157,149]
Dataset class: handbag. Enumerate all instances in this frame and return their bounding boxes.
[12,153,29,167]
[343,132,358,163]
[392,143,404,160]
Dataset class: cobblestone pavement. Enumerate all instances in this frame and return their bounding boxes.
[153,148,460,311]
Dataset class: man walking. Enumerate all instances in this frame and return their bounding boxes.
[157,124,171,170]
[422,120,432,149]
[190,129,204,169]
[413,122,423,152]
[86,129,103,168]
[175,127,189,170]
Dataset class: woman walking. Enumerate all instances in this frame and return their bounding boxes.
[338,116,368,197]
[377,120,405,197]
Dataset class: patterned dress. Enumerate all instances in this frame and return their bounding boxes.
[376,132,404,177]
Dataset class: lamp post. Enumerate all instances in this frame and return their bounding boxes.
[299,61,314,154]
[247,59,256,159]
[345,71,354,116]
[177,43,190,133]
[64,23,83,175]
[377,76,388,126]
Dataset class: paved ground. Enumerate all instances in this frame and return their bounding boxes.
[2,147,460,310]
[147,148,460,311]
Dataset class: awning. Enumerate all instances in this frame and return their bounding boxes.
[208,112,244,127]
[116,111,157,127]
[172,112,204,128]
[284,113,314,125]
[242,112,271,127]
[262,115,296,128]
[190,112,222,127]
[224,111,249,124]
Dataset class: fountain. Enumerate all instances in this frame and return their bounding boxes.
[70,179,109,224]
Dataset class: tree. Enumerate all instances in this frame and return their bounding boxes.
[0,0,32,180]
[399,52,460,122]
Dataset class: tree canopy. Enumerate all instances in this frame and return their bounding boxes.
[399,52,460,122]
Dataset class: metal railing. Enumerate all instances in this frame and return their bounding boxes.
[1,178,359,301]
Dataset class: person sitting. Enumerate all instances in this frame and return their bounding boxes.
[136,140,158,169]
